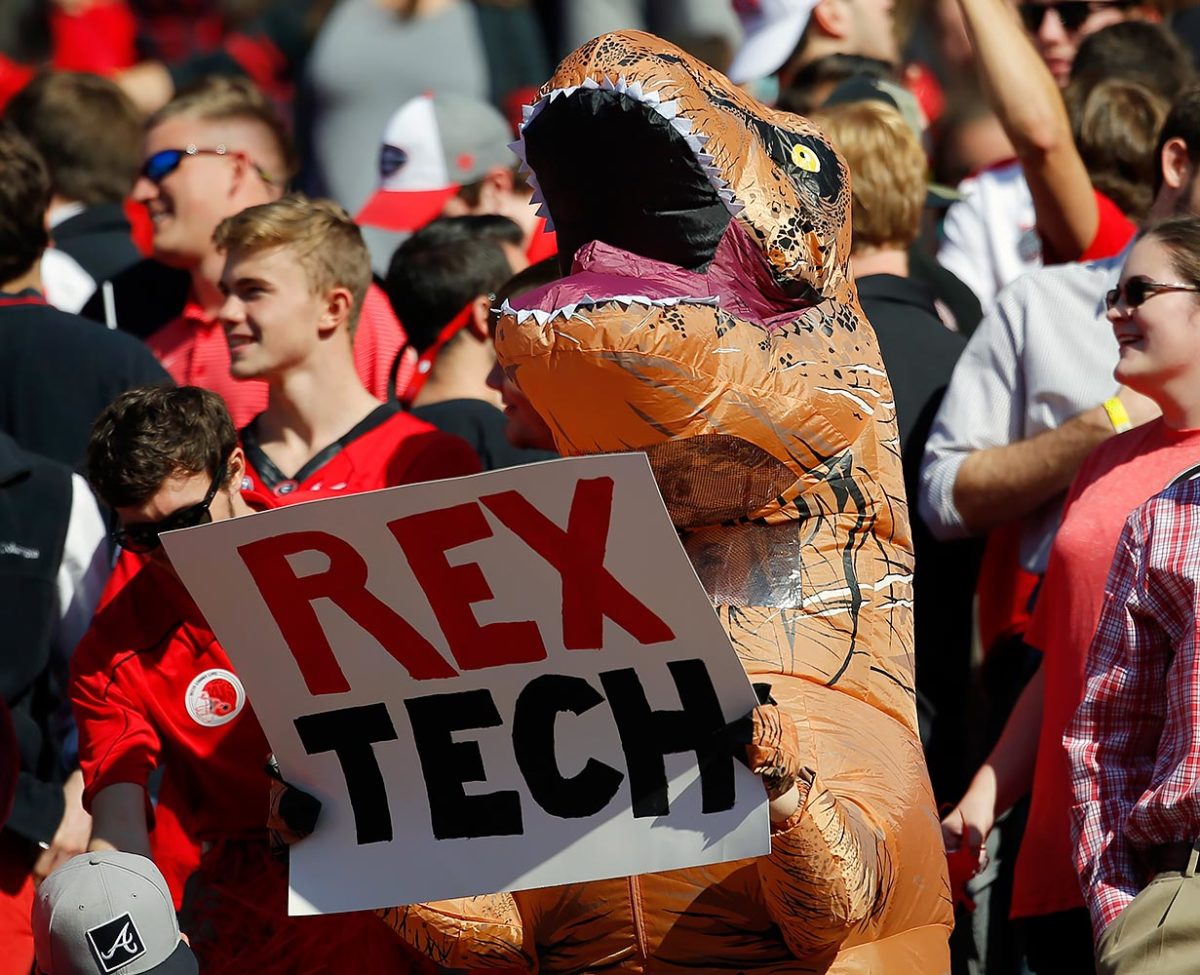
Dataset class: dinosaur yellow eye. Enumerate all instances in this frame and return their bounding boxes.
[791,144,821,173]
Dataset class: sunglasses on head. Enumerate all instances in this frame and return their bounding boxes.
[1105,276,1200,312]
[111,461,228,554]
[140,144,275,186]
[1017,0,1134,32]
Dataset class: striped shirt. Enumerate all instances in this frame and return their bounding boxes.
[1066,471,1200,939]
[919,248,1127,572]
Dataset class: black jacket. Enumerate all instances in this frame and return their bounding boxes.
[0,290,170,469]
[857,273,984,803]
[52,203,143,290]
[0,434,72,844]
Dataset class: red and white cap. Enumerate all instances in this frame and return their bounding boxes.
[357,92,516,232]
[728,0,820,84]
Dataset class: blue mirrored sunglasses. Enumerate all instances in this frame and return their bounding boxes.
[140,144,275,186]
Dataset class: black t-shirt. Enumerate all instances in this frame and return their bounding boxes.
[0,290,170,469]
[857,273,984,804]
[411,398,557,471]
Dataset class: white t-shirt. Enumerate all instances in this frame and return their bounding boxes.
[938,161,1041,313]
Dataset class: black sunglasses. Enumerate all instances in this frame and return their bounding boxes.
[1017,0,1134,32]
[140,144,275,186]
[1105,276,1200,312]
[111,462,227,554]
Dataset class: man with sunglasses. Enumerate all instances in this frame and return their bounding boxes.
[90,76,413,427]
[938,0,1161,314]
[70,384,434,975]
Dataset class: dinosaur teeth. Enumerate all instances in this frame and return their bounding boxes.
[513,81,747,223]
[497,294,723,325]
[670,116,694,136]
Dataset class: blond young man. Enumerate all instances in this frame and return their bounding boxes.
[214,195,479,496]
[119,76,410,427]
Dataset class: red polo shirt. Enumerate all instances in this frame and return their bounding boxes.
[146,285,414,429]
[240,402,480,497]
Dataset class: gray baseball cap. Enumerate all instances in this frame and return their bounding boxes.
[32,852,198,975]
[357,91,516,232]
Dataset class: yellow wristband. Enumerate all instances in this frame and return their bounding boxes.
[1103,396,1132,433]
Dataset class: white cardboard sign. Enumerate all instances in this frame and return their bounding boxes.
[161,454,769,915]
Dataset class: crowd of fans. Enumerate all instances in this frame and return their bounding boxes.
[4,0,1200,973]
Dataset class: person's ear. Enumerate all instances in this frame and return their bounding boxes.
[478,166,515,209]
[1161,137,1192,194]
[467,294,492,341]
[810,0,850,40]
[319,286,355,337]
[226,446,247,488]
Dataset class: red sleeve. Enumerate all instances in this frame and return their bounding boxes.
[355,285,412,401]
[1080,189,1136,262]
[388,432,482,486]
[0,55,35,114]
[70,630,161,812]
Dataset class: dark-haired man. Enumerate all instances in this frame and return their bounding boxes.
[0,130,168,469]
[72,384,432,975]
[386,216,554,470]
[5,71,145,301]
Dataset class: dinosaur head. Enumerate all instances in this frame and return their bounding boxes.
[514,30,853,312]
[493,31,891,536]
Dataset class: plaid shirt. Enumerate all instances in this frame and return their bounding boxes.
[1066,471,1200,940]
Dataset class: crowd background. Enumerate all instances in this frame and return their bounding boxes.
[5,0,1200,973]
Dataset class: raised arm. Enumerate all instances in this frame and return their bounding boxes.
[956,0,1097,263]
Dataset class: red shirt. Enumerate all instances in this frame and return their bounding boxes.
[1079,190,1136,263]
[146,284,413,429]
[146,302,267,430]
[1012,420,1200,918]
[71,490,283,840]
[1067,472,1200,938]
[526,216,558,264]
[240,402,480,497]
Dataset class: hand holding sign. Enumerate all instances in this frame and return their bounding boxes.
[161,455,769,915]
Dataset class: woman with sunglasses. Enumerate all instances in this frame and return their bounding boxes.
[943,215,1200,973]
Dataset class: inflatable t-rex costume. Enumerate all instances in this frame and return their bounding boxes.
[379,31,952,973]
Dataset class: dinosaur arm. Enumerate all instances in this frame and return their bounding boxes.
[758,774,885,957]
[376,894,535,971]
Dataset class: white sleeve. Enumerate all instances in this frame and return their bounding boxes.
[918,291,1026,540]
[937,195,997,312]
[54,475,110,659]
[40,249,97,315]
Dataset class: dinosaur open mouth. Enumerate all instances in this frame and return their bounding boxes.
[519,77,737,280]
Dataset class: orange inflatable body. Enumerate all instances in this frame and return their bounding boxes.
[380,31,951,973]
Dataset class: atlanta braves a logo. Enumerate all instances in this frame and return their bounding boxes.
[185,668,246,727]
[86,913,146,973]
